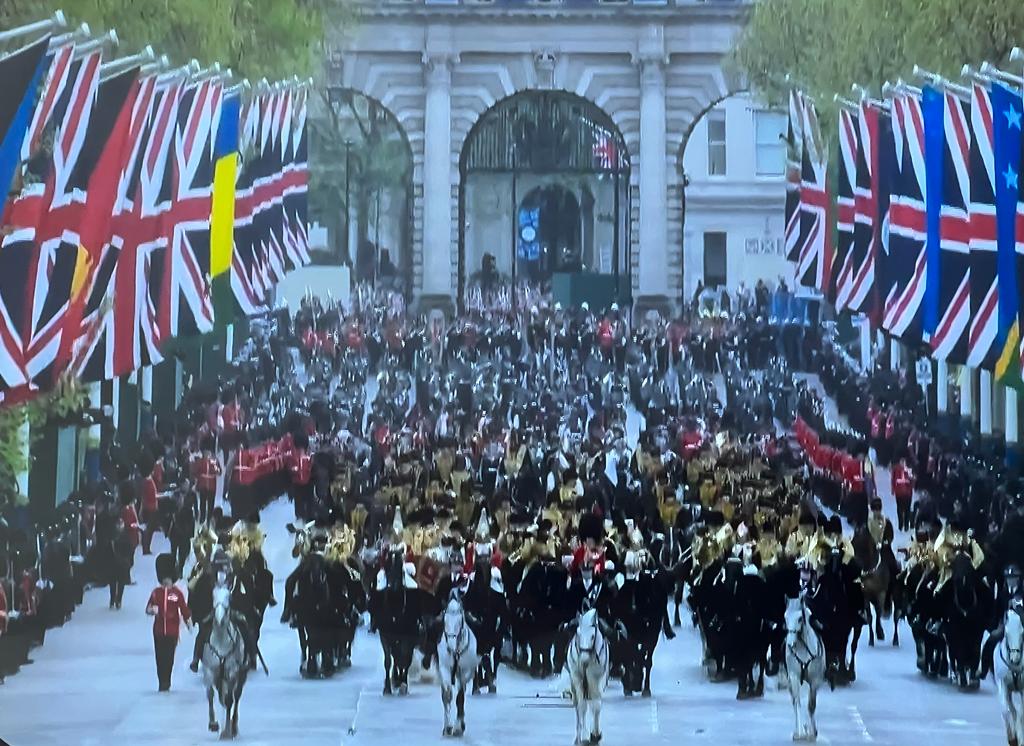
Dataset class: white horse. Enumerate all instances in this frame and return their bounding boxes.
[202,584,248,739]
[994,606,1024,746]
[784,594,825,743]
[566,609,610,746]
[437,595,479,737]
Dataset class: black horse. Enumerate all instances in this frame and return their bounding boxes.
[808,551,864,687]
[463,558,507,694]
[942,552,990,690]
[369,549,421,695]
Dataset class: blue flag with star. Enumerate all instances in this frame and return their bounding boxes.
[994,82,1024,388]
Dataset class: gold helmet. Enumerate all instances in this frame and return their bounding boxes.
[192,525,218,564]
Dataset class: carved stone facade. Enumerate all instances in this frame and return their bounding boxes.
[329,0,754,311]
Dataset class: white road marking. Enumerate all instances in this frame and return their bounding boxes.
[650,699,660,734]
[848,705,874,742]
[943,719,969,727]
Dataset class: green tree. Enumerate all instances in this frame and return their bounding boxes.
[0,0,346,79]
[733,0,1023,111]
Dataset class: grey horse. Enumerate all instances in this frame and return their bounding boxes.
[202,582,248,738]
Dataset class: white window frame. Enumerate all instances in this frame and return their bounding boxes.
[754,110,787,177]
[706,111,727,177]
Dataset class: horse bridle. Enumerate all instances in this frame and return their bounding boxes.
[786,604,823,685]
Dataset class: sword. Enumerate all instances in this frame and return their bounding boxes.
[255,643,270,676]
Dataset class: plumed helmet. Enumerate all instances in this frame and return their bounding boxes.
[475,508,492,543]
[391,506,405,542]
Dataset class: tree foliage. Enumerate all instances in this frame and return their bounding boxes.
[0,0,347,79]
[733,0,1023,114]
[309,89,411,258]
[0,379,86,510]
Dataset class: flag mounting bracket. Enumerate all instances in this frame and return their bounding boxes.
[981,60,1024,89]
[0,11,67,46]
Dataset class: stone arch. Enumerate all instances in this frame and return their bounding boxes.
[315,85,417,295]
[455,88,633,307]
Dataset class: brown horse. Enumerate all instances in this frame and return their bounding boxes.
[852,526,898,646]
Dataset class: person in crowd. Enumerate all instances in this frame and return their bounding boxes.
[194,439,222,525]
[146,554,192,692]
[140,464,161,556]
[108,516,134,610]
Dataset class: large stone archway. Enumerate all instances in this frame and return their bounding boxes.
[457,89,630,307]
[327,1,746,312]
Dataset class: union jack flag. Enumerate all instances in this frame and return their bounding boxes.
[966,83,999,369]
[156,80,222,342]
[0,51,101,393]
[784,91,805,265]
[883,93,928,342]
[282,89,310,269]
[796,98,831,293]
[70,74,159,381]
[930,92,972,364]
[846,102,879,316]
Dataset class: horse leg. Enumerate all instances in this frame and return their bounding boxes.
[456,683,466,735]
[673,586,684,627]
[574,698,586,746]
[220,693,233,740]
[847,626,861,683]
[441,683,453,736]
[788,676,802,741]
[867,605,875,647]
[874,599,885,642]
[231,684,241,737]
[642,649,653,697]
[382,644,393,695]
[1014,689,1024,746]
[297,626,308,674]
[807,683,818,741]
[892,611,900,648]
[207,687,219,732]
[488,649,498,694]
[591,697,603,744]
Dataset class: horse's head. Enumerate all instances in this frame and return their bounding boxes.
[575,608,600,653]
[784,595,809,644]
[212,584,231,626]
[443,596,466,643]
[1005,605,1024,668]
[383,548,406,588]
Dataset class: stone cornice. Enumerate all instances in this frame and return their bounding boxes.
[354,2,749,23]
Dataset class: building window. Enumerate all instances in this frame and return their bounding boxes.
[755,110,787,176]
[703,231,727,288]
[707,111,726,176]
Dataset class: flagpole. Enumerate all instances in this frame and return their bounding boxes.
[0,11,66,45]
[99,45,156,80]
[982,60,1024,88]
[72,30,119,58]
[48,23,91,51]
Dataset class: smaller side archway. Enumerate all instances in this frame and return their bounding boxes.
[311,87,415,297]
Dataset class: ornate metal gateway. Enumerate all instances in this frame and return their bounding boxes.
[461,91,629,175]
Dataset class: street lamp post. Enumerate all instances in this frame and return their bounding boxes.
[344,138,353,266]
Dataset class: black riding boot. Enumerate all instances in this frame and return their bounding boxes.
[980,624,1004,679]
[191,622,211,671]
